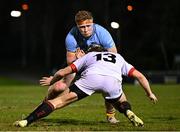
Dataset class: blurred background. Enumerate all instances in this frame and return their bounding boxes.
[0,0,180,83]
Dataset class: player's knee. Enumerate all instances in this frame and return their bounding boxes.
[53,81,67,93]
[113,101,131,114]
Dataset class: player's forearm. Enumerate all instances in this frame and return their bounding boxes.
[50,66,73,85]
[132,70,153,96]
[137,75,153,96]
[50,73,63,85]
[63,73,76,87]
[138,77,158,103]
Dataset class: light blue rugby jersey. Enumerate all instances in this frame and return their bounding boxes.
[65,24,115,52]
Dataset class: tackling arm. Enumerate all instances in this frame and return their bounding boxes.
[40,66,73,86]
[50,66,73,85]
[64,51,79,87]
[40,51,79,87]
[131,69,158,104]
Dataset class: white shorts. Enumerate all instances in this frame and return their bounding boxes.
[75,74,122,99]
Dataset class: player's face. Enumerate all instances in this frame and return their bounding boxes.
[77,19,93,38]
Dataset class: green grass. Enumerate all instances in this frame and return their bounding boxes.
[0,77,180,131]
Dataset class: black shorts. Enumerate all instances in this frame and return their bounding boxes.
[69,84,89,100]
[105,94,122,104]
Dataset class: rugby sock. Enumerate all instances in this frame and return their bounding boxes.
[106,108,116,117]
[114,101,131,116]
[25,101,54,125]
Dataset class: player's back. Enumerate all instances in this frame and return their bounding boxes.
[74,51,132,82]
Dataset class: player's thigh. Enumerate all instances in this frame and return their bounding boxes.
[119,92,127,102]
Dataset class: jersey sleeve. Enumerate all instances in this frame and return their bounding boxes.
[65,29,78,52]
[128,67,136,77]
[71,54,88,72]
[121,59,135,77]
[70,63,78,73]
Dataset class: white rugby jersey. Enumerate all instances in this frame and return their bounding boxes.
[70,52,135,82]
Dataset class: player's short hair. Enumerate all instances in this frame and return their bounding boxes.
[87,44,107,53]
[75,10,93,23]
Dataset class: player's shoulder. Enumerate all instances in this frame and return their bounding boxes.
[66,26,80,40]
[67,26,79,36]
[94,24,106,31]
[94,24,111,38]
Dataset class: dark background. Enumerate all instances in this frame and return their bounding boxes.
[0,0,180,73]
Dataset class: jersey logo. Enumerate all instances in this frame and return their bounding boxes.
[94,53,116,63]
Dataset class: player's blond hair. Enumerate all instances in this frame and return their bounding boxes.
[75,10,93,23]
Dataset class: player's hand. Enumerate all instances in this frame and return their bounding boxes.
[39,76,53,86]
[148,93,158,104]
[75,48,85,59]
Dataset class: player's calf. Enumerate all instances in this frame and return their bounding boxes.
[13,101,54,127]
[113,101,143,127]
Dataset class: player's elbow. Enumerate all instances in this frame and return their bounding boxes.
[133,70,145,81]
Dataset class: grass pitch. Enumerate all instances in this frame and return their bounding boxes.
[0,76,180,131]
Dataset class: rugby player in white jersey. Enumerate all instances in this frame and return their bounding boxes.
[14,44,157,127]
